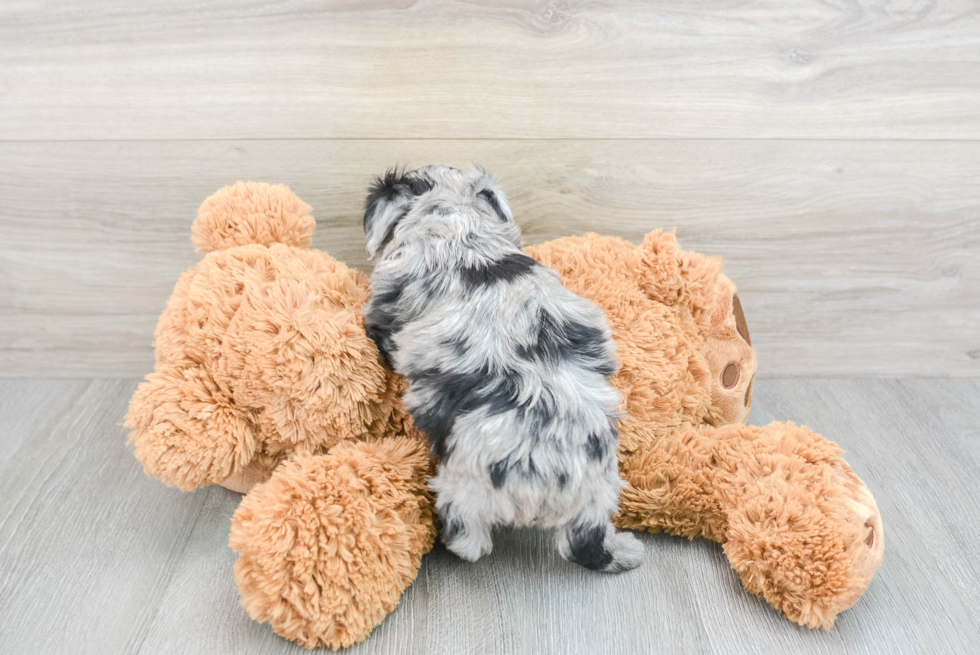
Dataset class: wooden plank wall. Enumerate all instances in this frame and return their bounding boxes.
[1,1,978,377]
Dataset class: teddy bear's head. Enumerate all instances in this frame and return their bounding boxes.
[128,182,408,492]
[673,241,757,428]
[525,229,757,454]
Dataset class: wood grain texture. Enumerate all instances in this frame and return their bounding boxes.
[1,1,980,140]
[1,139,977,378]
[1,377,978,654]
[0,379,214,654]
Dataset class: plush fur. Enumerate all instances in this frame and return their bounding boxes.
[126,182,883,650]
[362,166,642,573]
[125,182,437,649]
[526,232,883,628]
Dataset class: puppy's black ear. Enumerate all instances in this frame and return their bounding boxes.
[363,169,432,258]
[472,171,513,222]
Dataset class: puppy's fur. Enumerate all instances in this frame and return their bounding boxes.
[362,165,642,573]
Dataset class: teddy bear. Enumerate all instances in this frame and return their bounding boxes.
[126,181,883,649]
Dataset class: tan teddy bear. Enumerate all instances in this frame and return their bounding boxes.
[126,182,883,649]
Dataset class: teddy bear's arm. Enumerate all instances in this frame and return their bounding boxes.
[616,421,883,629]
[125,365,257,492]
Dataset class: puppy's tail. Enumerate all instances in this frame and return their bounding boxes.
[557,521,644,574]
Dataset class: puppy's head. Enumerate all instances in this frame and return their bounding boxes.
[363,165,515,259]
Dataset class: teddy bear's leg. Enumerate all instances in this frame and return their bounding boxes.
[429,473,495,562]
[125,365,256,491]
[719,422,884,629]
[229,436,435,650]
[616,421,883,628]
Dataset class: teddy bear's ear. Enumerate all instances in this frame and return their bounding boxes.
[363,168,433,259]
[637,229,687,306]
[677,247,725,330]
[192,181,314,253]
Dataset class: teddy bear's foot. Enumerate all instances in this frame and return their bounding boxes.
[616,420,883,627]
[125,365,256,491]
[229,437,435,650]
[720,422,884,628]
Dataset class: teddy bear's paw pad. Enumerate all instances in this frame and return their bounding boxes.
[837,462,885,593]
[217,457,277,494]
[229,448,435,649]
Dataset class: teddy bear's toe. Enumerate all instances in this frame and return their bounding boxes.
[229,439,435,649]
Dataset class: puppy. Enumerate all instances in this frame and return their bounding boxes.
[362,165,642,573]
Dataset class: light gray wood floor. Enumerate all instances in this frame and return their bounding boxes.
[1,378,977,655]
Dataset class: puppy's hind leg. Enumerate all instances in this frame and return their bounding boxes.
[433,474,495,563]
[556,465,644,573]
[557,518,643,573]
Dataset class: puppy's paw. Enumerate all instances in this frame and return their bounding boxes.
[444,531,493,563]
[603,530,644,573]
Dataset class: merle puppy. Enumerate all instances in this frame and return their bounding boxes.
[362,165,642,573]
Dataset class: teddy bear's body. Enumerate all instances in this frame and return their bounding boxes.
[529,234,882,626]
[127,182,882,649]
